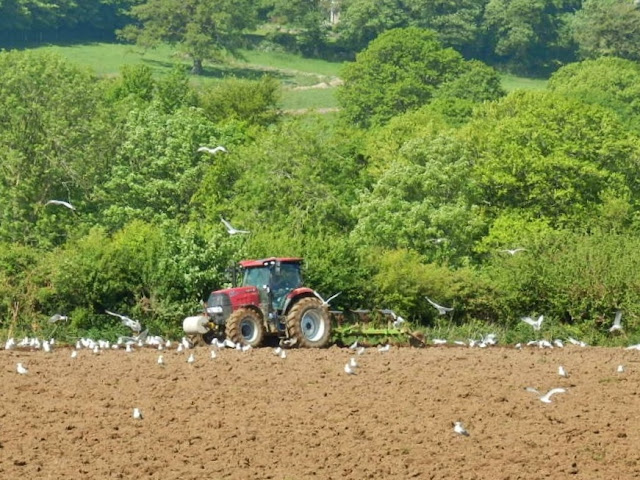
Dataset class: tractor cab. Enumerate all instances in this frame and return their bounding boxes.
[240,258,303,311]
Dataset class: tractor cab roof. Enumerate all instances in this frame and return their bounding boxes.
[238,257,303,269]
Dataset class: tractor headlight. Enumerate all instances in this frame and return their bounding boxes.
[207,306,223,314]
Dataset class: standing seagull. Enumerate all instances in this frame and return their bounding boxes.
[609,310,623,333]
[425,296,454,315]
[105,310,142,333]
[197,145,227,155]
[16,363,28,375]
[45,200,76,211]
[220,216,250,235]
[453,421,470,436]
[521,315,544,331]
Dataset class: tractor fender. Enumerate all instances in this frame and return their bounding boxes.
[282,288,317,315]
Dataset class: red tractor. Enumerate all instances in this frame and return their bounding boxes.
[183,257,332,348]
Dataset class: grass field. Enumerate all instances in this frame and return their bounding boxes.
[28,42,547,111]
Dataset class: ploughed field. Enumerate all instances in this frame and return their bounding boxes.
[2,343,640,479]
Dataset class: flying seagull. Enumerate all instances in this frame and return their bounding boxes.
[500,248,526,255]
[525,387,567,403]
[45,199,76,211]
[521,315,544,331]
[425,296,454,315]
[379,309,406,329]
[220,216,250,235]
[197,145,227,155]
[105,310,142,333]
[314,291,342,307]
[48,313,68,324]
[609,310,623,333]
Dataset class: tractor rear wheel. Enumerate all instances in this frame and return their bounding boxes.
[226,308,265,347]
[286,297,331,348]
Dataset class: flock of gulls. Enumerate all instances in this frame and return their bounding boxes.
[5,300,636,434]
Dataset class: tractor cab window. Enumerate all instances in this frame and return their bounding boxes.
[272,263,302,291]
[242,267,270,289]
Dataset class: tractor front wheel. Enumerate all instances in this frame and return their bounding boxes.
[286,297,331,348]
[226,308,265,347]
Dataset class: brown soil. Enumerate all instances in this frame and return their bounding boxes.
[1,344,640,479]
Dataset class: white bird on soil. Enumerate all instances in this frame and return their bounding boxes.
[105,310,142,333]
[220,216,250,235]
[349,340,358,350]
[521,315,544,331]
[279,349,287,359]
[525,387,567,403]
[344,363,356,375]
[453,421,470,436]
[157,355,165,366]
[349,357,358,368]
[70,350,78,359]
[16,363,28,374]
[425,296,454,315]
[610,311,623,333]
[558,365,569,378]
[187,353,195,364]
[378,344,391,352]
[210,350,217,359]
[197,145,227,155]
[132,408,143,420]
[45,199,76,211]
[617,365,625,373]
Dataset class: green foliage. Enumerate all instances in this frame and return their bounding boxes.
[199,75,281,126]
[547,57,640,132]
[0,50,114,246]
[338,27,465,128]
[482,0,579,74]
[465,90,640,227]
[570,0,640,61]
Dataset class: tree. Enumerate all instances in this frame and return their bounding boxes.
[570,0,640,61]
[117,0,258,74]
[547,57,640,132]
[482,0,580,74]
[337,27,465,128]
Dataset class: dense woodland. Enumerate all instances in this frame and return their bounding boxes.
[2,1,640,343]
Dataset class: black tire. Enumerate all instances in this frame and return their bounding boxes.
[286,297,332,348]
[226,308,265,347]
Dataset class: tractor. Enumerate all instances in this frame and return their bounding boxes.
[183,257,332,348]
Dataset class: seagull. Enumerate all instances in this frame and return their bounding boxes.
[453,421,469,436]
[379,309,406,329]
[241,344,252,352]
[16,363,28,374]
[500,248,526,255]
[158,355,165,366]
[433,338,447,345]
[45,199,76,211]
[425,296,453,315]
[558,365,569,378]
[273,346,283,356]
[617,365,625,373]
[48,314,68,323]
[210,350,217,359]
[344,363,356,375]
[356,346,366,355]
[70,350,78,358]
[349,357,358,368]
[314,291,342,307]
[610,311,623,333]
[279,349,287,359]
[197,145,227,155]
[378,344,391,352]
[187,353,195,364]
[349,341,358,350]
[220,216,250,235]
[132,408,143,420]
[105,310,142,333]
[521,315,544,331]
[526,387,567,403]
